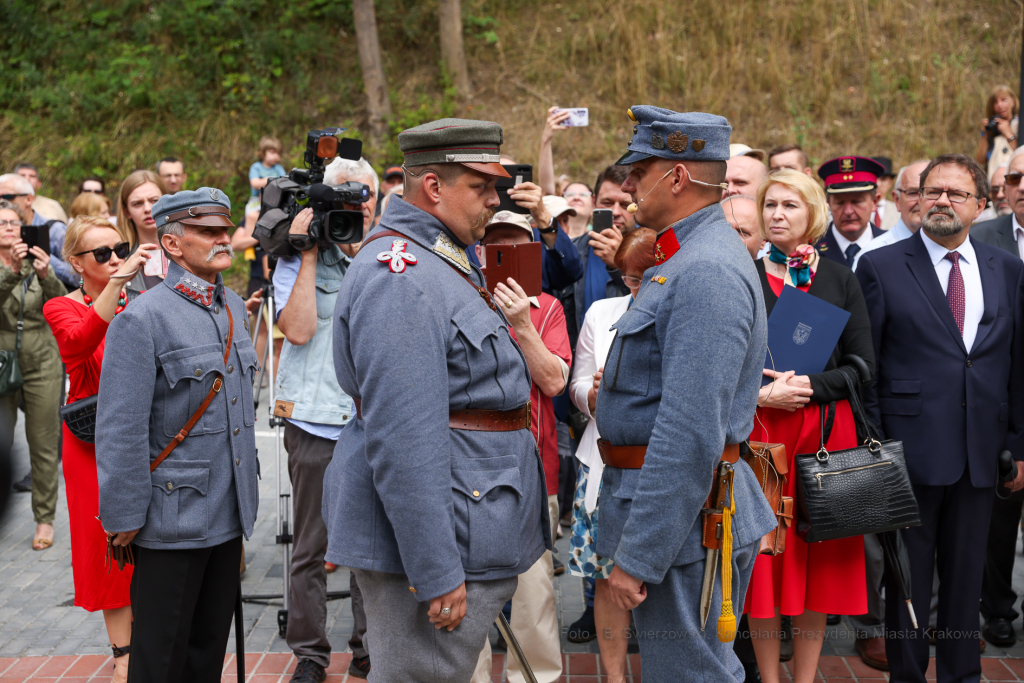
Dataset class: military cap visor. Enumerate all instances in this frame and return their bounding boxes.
[162,205,235,228]
[818,156,886,194]
[152,187,234,229]
[399,118,511,178]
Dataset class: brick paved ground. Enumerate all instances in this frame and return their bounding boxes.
[2,386,1024,680]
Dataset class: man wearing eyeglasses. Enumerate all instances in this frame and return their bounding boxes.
[852,160,931,271]
[858,154,1024,683]
[0,174,76,289]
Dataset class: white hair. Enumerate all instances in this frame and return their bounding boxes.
[895,160,931,191]
[0,173,34,196]
[323,157,379,194]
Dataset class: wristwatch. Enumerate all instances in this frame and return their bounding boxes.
[538,217,558,235]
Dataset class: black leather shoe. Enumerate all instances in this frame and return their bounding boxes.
[347,655,370,679]
[290,658,326,683]
[983,617,1017,647]
[742,661,762,683]
[567,605,597,643]
[826,614,841,626]
[12,473,31,492]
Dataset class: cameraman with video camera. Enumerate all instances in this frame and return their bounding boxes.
[271,153,377,683]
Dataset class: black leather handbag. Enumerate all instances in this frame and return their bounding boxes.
[795,367,921,543]
[60,394,98,443]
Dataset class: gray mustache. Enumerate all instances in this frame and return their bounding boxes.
[206,244,234,262]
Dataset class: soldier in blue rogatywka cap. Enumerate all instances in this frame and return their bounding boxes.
[595,106,777,682]
[321,119,549,682]
[95,187,264,682]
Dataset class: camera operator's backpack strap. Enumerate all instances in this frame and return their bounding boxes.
[363,229,499,311]
[150,303,234,472]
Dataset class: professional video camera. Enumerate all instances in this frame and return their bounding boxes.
[255,128,369,256]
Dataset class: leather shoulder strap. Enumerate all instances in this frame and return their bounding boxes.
[151,303,234,472]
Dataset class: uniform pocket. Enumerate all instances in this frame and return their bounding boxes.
[606,309,656,396]
[149,462,210,542]
[159,344,226,438]
[452,306,501,352]
[451,455,523,571]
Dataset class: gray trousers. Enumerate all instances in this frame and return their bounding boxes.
[848,533,885,639]
[285,423,367,666]
[354,569,518,683]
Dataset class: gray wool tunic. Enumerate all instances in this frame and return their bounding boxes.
[323,197,550,602]
[96,261,261,549]
[595,203,778,582]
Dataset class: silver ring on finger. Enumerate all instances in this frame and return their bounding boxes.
[440,607,452,616]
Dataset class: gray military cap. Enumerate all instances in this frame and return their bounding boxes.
[398,118,511,178]
[616,106,732,165]
[152,187,234,229]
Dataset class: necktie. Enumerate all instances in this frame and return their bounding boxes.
[845,243,861,268]
[945,251,965,335]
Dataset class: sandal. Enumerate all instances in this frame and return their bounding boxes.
[32,523,53,550]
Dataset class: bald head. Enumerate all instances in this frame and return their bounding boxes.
[724,156,768,199]
[722,194,762,258]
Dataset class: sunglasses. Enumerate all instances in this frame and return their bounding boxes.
[1006,172,1024,187]
[0,194,27,201]
[74,242,130,264]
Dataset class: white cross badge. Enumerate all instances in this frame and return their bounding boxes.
[377,239,418,273]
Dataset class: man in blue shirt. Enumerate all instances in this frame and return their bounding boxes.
[272,156,377,683]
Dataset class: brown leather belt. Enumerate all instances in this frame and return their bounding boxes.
[597,440,739,469]
[353,398,530,432]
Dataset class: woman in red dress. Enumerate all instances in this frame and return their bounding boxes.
[43,216,158,683]
[742,171,875,683]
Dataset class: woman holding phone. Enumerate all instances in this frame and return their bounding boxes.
[43,215,159,683]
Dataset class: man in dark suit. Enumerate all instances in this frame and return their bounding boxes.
[857,154,1024,683]
[816,156,886,267]
[969,148,1024,648]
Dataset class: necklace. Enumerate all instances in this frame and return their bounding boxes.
[82,286,127,315]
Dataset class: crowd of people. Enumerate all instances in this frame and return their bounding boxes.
[1,83,1023,683]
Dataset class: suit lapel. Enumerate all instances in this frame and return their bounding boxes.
[998,217,1018,255]
[816,225,844,264]
[971,244,999,352]
[905,232,968,355]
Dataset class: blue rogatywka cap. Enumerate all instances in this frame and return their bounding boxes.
[616,106,733,165]
[152,187,234,229]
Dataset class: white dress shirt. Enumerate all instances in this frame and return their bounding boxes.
[852,218,914,271]
[831,223,877,264]
[920,231,984,353]
[1011,213,1024,262]
[569,294,631,513]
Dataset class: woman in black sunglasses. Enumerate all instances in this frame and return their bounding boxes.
[41,215,159,683]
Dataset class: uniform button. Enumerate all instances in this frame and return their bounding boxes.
[194,368,202,376]
[166,481,173,491]
[225,335,229,343]
[232,397,238,405]
[234,427,240,435]
[236,458,240,465]
[343,414,348,420]
[408,586,417,593]
[473,490,480,497]
[966,360,972,367]
[227,366,234,374]
[214,306,221,314]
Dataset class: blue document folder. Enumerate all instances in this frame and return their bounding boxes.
[764,286,851,383]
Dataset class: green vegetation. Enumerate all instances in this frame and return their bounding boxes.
[1,0,1020,213]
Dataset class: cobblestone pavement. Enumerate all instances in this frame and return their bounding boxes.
[2,386,1024,680]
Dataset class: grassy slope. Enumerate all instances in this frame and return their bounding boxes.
[1,0,1020,291]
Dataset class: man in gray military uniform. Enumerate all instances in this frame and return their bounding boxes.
[96,188,261,683]
[323,119,549,682]
[595,107,777,681]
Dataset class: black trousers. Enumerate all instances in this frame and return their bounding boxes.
[884,470,993,683]
[980,492,1023,622]
[129,536,242,683]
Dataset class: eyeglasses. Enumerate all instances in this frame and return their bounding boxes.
[896,188,921,199]
[74,242,130,264]
[1005,172,1024,187]
[920,187,979,204]
[990,185,1005,196]
[563,191,592,199]
[622,275,643,288]
[0,194,27,201]
[0,220,22,228]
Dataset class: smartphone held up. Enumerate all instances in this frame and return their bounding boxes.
[556,108,589,127]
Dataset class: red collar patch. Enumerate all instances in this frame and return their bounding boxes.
[654,230,680,265]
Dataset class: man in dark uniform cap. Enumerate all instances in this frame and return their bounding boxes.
[595,105,776,682]
[816,156,886,268]
[96,188,261,682]
[323,119,549,682]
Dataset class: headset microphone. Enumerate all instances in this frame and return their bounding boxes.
[627,165,729,214]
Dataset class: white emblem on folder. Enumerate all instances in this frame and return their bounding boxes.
[793,323,812,345]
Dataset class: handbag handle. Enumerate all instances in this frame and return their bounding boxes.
[817,401,837,461]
